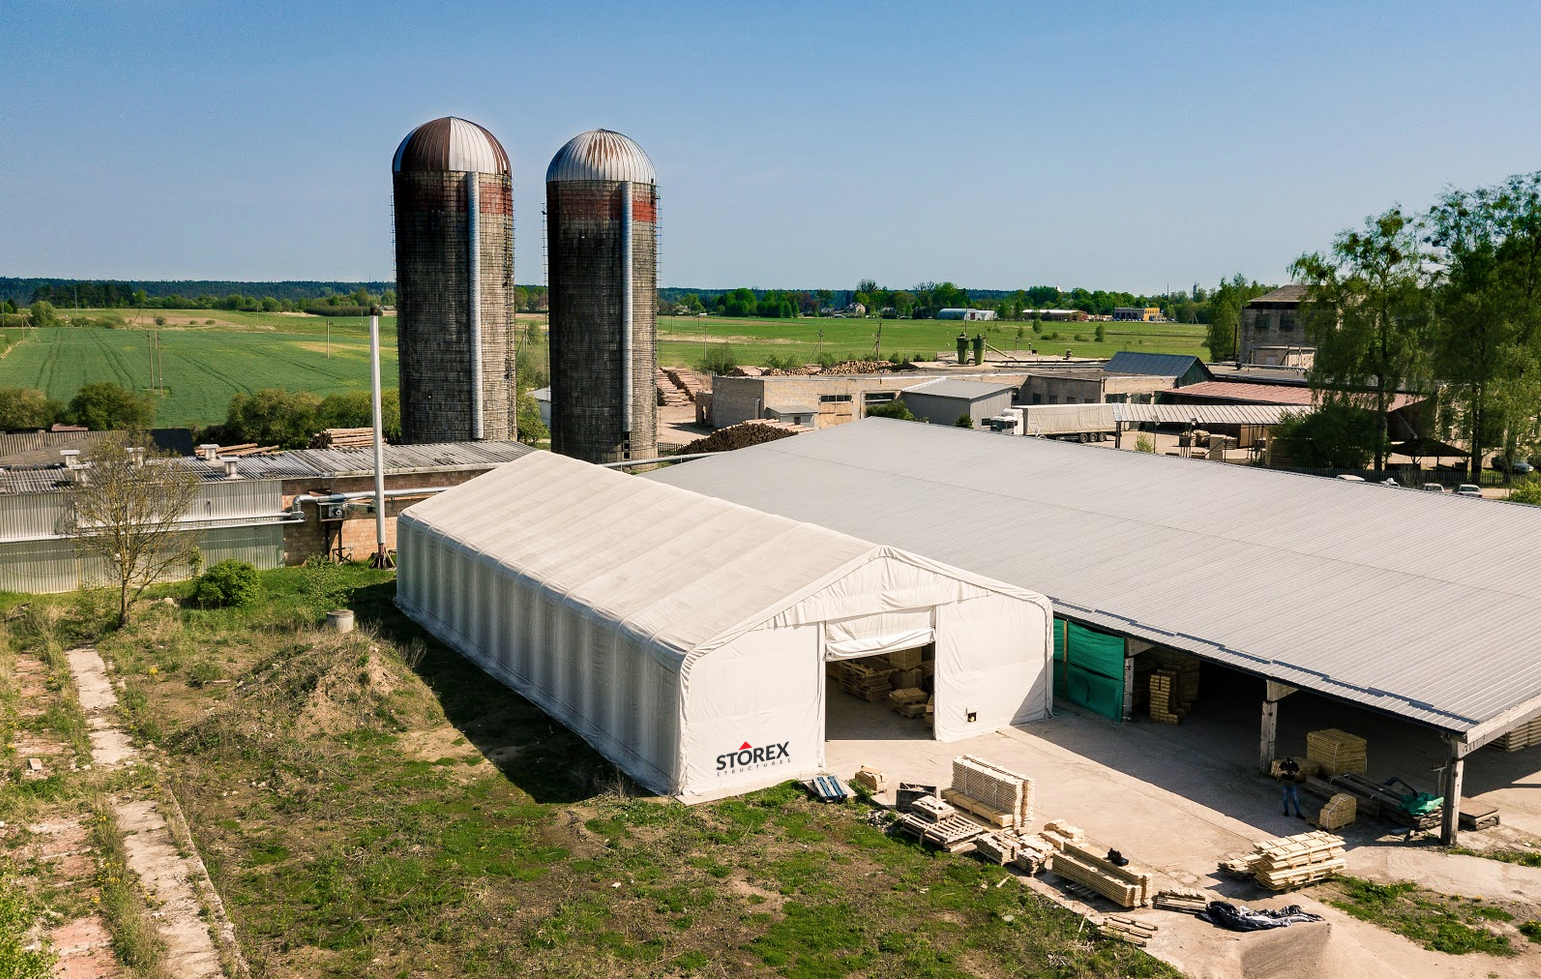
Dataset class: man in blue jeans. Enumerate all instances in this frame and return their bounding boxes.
[1279,756,1303,817]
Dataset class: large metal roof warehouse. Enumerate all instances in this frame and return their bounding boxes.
[395,452,1053,801]
[648,417,1541,842]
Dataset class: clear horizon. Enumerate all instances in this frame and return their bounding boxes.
[3,1,1538,294]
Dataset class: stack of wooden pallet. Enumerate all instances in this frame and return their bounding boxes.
[1011,835,1057,874]
[973,832,1019,866]
[1153,889,1209,915]
[852,766,888,794]
[1494,718,1541,752]
[1040,820,1086,851]
[1149,670,1186,724]
[1047,839,1155,908]
[1097,915,1158,947]
[1306,729,1368,776]
[309,427,375,450]
[1224,831,1345,891]
[942,755,1034,828]
[1314,792,1357,831]
[888,688,930,718]
[1146,648,1201,707]
[830,660,897,701]
[892,795,987,852]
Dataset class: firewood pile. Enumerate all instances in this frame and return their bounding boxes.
[677,423,799,455]
[309,427,375,450]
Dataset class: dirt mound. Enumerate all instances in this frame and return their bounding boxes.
[679,423,799,455]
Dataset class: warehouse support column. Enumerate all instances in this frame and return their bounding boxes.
[1122,639,1135,722]
[1441,738,1468,845]
[1259,681,1296,774]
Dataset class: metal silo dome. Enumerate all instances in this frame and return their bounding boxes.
[393,116,511,175]
[546,129,655,184]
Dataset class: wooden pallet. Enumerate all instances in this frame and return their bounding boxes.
[1097,914,1159,946]
[941,788,1016,828]
[894,812,987,851]
[1153,889,1209,915]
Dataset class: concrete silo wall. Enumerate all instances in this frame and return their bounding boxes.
[547,180,658,463]
[393,170,516,443]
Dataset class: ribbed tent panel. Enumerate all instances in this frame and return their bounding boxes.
[396,452,1053,798]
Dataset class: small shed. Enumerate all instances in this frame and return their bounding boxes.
[903,379,1018,428]
[396,452,1053,800]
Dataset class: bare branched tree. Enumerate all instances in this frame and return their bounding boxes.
[65,433,202,626]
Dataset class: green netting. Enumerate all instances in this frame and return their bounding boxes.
[1055,619,1125,721]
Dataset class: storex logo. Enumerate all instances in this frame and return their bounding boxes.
[715,739,791,774]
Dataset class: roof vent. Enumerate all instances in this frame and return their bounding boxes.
[198,443,220,461]
[221,457,241,479]
[60,449,82,469]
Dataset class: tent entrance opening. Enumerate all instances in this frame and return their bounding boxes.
[825,643,936,742]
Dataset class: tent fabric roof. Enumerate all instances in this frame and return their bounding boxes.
[399,451,1033,660]
[647,418,1541,737]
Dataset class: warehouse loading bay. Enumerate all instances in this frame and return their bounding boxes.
[822,636,1541,977]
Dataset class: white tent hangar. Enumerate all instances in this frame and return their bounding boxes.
[396,452,1052,800]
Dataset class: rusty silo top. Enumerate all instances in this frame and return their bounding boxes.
[393,117,511,175]
[546,129,656,184]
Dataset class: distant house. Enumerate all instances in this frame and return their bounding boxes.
[1239,285,1315,368]
[936,308,998,321]
[1111,306,1162,322]
[845,302,867,318]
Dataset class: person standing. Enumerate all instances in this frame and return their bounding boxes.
[1279,756,1303,817]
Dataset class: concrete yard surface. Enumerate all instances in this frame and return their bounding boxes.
[823,688,1541,979]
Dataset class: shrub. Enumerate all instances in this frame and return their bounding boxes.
[1509,477,1541,506]
[1135,433,1156,453]
[698,343,739,376]
[866,399,916,422]
[194,559,261,608]
[1095,325,1106,342]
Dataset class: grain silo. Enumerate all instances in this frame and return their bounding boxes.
[392,116,516,443]
[546,129,658,463]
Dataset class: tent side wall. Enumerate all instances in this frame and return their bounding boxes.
[676,623,825,797]
[397,512,683,794]
[933,593,1053,741]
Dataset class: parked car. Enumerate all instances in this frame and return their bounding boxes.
[1456,484,1483,498]
[1422,483,1448,493]
[1490,455,1535,475]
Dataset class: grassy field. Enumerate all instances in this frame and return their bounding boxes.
[659,315,1209,368]
[0,311,398,428]
[1,570,1179,978]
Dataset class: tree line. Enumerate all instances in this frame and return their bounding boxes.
[1279,169,1541,481]
[3,279,395,307]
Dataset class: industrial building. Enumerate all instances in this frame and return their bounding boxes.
[650,418,1541,842]
[546,129,659,463]
[392,117,517,443]
[936,308,998,321]
[707,371,1031,430]
[395,451,1052,800]
[1111,307,1162,322]
[1103,352,1212,388]
[1239,285,1316,368]
[0,442,529,593]
[901,378,1017,427]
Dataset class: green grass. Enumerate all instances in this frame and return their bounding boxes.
[24,565,1183,978]
[1449,845,1541,868]
[660,314,1208,369]
[1324,876,1516,956]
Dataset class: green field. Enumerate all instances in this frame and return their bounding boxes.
[0,311,398,428]
[660,315,1208,367]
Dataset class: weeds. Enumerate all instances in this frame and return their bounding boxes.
[1326,876,1514,956]
[0,857,56,979]
[87,798,174,978]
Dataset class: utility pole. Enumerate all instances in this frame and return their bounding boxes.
[368,307,392,569]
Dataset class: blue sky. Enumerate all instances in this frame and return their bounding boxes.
[3,1,1539,292]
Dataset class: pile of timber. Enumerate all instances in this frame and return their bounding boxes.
[942,755,1033,828]
[662,366,707,399]
[886,647,925,691]
[655,371,689,407]
[1494,718,1541,752]
[1047,839,1155,908]
[1313,793,1357,832]
[1149,670,1186,725]
[830,659,897,701]
[1301,771,1498,832]
[216,443,280,457]
[678,422,799,455]
[852,766,888,795]
[1306,729,1368,776]
[309,427,374,450]
[1153,888,1209,915]
[1096,914,1159,947]
[1221,831,1345,891]
[892,795,987,852]
[1040,820,1086,851]
[888,688,931,719]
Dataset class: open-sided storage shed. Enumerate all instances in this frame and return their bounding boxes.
[396,452,1052,800]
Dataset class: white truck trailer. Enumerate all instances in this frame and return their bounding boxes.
[988,404,1116,442]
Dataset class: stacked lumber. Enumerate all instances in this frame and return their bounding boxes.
[1048,845,1152,908]
[1494,718,1541,751]
[309,427,375,450]
[852,766,888,795]
[830,660,897,701]
[911,796,956,823]
[888,688,930,718]
[217,442,280,457]
[942,755,1033,828]
[1153,888,1209,915]
[1309,772,1441,831]
[1144,648,1201,708]
[656,373,688,407]
[974,832,1019,866]
[1306,729,1368,776]
[1040,820,1085,850]
[1315,793,1357,831]
[1011,835,1056,874]
[1246,831,1346,890]
[662,366,707,399]
[1056,840,1155,905]
[1149,670,1186,724]
[1097,914,1158,947]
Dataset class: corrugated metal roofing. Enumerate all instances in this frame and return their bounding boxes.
[1175,381,1422,410]
[546,129,656,184]
[1104,352,1212,380]
[1111,404,1305,426]
[647,418,1541,736]
[906,379,1018,401]
[1247,284,1309,305]
[393,117,511,175]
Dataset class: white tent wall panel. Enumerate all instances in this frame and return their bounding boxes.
[678,623,824,795]
[933,594,1053,741]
